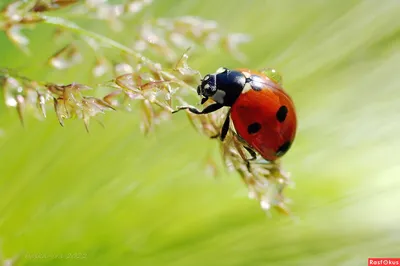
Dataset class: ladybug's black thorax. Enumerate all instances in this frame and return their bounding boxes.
[213,70,246,106]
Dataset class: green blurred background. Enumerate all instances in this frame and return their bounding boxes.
[1,0,400,265]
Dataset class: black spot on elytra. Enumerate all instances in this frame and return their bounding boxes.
[276,105,288,122]
[276,141,291,157]
[247,122,261,134]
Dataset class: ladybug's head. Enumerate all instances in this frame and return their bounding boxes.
[197,74,217,97]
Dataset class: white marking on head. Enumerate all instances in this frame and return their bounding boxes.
[242,83,252,94]
[216,67,227,74]
[241,71,251,78]
[212,90,226,104]
[204,84,210,89]
[203,75,210,81]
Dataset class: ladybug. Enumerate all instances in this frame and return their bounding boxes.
[173,67,297,162]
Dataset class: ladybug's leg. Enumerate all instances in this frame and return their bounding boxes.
[244,146,257,161]
[243,146,257,172]
[172,103,223,114]
[219,112,231,141]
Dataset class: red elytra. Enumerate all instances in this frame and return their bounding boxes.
[230,69,297,161]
